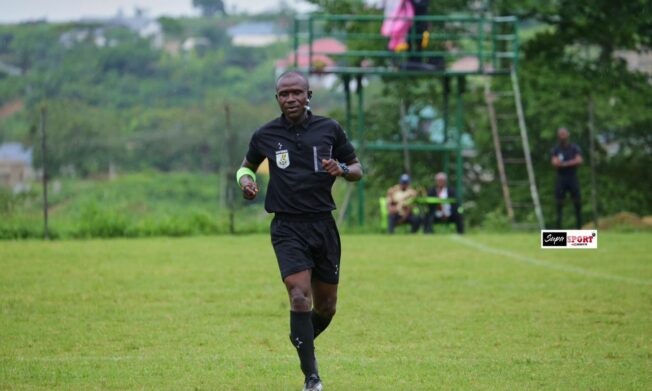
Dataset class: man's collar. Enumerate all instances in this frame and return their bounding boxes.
[280,110,312,130]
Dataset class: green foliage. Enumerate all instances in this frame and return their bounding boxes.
[157,17,184,37]
[481,208,513,232]
[0,187,16,214]
[0,15,288,176]
[192,0,226,17]
[97,34,160,76]
[0,172,270,239]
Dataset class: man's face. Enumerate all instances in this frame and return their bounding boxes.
[436,176,446,188]
[400,182,409,190]
[558,128,569,143]
[276,74,311,122]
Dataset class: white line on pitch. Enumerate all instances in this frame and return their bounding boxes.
[451,235,652,286]
[3,355,630,364]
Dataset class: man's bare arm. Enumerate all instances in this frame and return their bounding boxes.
[342,158,363,182]
[562,154,583,167]
[238,158,261,200]
[321,157,363,181]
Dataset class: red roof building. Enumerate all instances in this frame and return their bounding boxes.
[276,38,346,70]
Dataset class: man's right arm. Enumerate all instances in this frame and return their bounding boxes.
[551,147,562,168]
[386,186,398,214]
[238,158,260,200]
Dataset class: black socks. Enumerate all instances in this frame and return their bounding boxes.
[290,311,317,377]
[311,310,333,339]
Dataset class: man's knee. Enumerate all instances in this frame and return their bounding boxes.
[314,296,337,318]
[288,286,312,312]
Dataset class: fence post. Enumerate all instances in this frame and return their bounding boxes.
[39,105,49,240]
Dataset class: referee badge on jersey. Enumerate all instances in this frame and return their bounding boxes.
[275,149,290,169]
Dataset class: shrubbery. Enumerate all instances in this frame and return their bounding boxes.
[0,172,269,239]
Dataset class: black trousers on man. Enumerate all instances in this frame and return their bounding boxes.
[423,211,464,234]
[388,213,421,234]
[555,175,582,229]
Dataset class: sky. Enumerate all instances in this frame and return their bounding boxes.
[0,0,318,23]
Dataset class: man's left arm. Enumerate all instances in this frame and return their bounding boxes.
[325,121,363,181]
[322,158,363,181]
[562,146,583,167]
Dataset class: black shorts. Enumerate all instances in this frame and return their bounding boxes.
[555,176,581,201]
[270,212,341,284]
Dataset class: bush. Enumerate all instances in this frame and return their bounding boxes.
[481,209,512,232]
[72,202,129,238]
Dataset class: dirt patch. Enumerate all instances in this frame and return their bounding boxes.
[583,211,652,231]
[0,100,24,119]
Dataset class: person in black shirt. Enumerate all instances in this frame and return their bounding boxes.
[236,71,363,391]
[423,172,464,234]
[551,127,583,229]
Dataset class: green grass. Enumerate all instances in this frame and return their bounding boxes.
[1,233,651,390]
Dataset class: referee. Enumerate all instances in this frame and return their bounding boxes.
[236,71,363,391]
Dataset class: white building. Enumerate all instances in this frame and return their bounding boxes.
[0,142,33,193]
[227,21,287,47]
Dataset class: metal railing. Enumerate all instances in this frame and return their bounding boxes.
[292,14,519,76]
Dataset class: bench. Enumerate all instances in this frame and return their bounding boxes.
[379,196,463,231]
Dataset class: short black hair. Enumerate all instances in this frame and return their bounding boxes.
[276,70,310,91]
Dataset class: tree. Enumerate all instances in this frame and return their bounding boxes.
[192,0,226,17]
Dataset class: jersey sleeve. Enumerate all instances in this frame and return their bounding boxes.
[245,130,265,166]
[573,144,582,156]
[332,121,357,163]
[550,146,559,158]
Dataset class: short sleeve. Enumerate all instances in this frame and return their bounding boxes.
[245,131,265,165]
[550,146,559,158]
[332,121,357,163]
[573,144,582,155]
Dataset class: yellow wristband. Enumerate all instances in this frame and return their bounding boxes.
[236,167,256,186]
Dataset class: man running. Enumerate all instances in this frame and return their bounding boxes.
[236,71,363,390]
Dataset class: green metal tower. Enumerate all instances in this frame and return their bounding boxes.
[291,14,521,226]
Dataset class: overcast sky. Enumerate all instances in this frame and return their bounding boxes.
[0,0,318,23]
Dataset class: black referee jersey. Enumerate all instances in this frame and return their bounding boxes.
[245,112,357,215]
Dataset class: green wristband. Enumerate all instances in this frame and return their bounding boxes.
[236,167,256,186]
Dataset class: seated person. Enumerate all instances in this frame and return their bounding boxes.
[424,172,464,234]
[387,173,421,234]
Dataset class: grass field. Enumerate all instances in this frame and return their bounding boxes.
[1,233,651,390]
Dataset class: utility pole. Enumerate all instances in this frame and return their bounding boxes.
[39,105,49,240]
[399,99,411,175]
[224,104,236,234]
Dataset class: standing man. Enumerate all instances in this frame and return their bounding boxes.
[423,172,464,234]
[551,127,583,229]
[236,71,363,391]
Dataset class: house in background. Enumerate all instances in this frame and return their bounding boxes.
[0,142,33,193]
[227,21,287,47]
[275,38,346,89]
[0,60,22,77]
[60,9,164,49]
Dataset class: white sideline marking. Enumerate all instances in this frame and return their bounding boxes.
[451,236,652,286]
[3,355,631,364]
[6,355,223,362]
